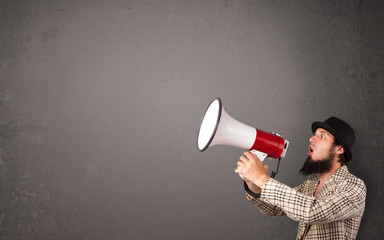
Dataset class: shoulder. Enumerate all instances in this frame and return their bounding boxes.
[338,166,366,194]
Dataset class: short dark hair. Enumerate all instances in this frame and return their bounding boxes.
[333,139,348,166]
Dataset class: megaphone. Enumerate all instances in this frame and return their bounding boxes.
[197,98,289,162]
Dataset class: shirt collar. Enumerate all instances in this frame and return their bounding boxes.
[330,165,349,182]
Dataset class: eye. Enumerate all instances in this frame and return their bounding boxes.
[321,134,325,139]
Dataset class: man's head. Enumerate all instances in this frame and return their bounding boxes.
[300,128,345,175]
[300,117,355,176]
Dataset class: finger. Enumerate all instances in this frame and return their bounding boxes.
[263,164,269,172]
[243,151,254,160]
[244,151,262,165]
[235,163,243,170]
[250,151,260,160]
[237,161,245,168]
[239,155,249,164]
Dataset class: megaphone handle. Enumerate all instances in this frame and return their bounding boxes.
[239,150,268,179]
[250,150,268,162]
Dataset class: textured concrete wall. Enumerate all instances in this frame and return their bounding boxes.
[1,0,383,239]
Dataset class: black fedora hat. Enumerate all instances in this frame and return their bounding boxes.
[311,117,355,161]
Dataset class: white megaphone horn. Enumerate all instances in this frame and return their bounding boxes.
[197,98,289,163]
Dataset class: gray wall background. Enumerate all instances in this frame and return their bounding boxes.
[1,0,383,239]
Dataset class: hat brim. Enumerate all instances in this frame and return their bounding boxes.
[311,121,352,161]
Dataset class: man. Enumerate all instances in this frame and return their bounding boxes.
[235,117,366,240]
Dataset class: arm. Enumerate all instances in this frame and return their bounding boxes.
[246,191,285,217]
[236,152,366,224]
[244,178,307,217]
[260,177,366,224]
[236,151,301,217]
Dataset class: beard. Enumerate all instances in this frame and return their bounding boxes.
[299,147,336,176]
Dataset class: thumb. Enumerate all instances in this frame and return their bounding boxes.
[263,164,269,172]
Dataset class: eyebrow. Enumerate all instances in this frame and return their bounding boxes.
[315,130,329,135]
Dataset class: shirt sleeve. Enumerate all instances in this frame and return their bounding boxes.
[246,192,285,216]
[260,177,366,224]
[245,180,307,217]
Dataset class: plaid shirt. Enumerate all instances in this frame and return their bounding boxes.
[246,166,366,239]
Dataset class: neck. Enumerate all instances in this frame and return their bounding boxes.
[319,160,342,183]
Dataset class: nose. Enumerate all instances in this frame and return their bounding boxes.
[309,135,315,144]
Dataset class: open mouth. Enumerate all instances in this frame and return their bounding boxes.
[308,146,314,155]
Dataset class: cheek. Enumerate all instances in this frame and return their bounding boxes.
[315,144,332,156]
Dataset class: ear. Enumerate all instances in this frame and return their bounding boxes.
[335,145,345,155]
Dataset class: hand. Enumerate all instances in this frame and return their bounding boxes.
[235,151,270,189]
